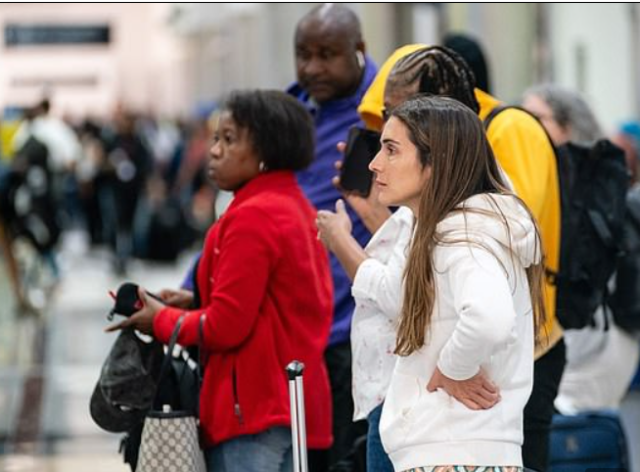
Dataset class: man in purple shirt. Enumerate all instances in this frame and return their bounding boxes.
[288,4,377,471]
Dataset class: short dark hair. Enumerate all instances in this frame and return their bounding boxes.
[223,90,315,171]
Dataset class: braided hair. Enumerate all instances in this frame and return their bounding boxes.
[387,46,480,114]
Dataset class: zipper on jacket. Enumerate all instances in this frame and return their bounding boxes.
[232,365,244,425]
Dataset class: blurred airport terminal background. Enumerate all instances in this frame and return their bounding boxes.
[0,3,639,471]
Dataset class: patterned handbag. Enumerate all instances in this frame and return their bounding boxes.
[136,315,207,472]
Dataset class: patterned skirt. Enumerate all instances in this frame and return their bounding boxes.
[404,467,523,472]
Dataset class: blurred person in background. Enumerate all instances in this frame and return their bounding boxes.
[0,130,30,312]
[102,110,153,275]
[522,84,605,146]
[5,105,63,286]
[611,121,640,183]
[523,84,640,413]
[108,89,333,472]
[12,98,82,176]
[288,4,378,470]
[173,117,216,223]
[0,213,25,308]
[138,113,182,179]
[13,98,83,229]
[75,119,108,246]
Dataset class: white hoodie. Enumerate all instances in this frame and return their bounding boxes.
[380,193,540,470]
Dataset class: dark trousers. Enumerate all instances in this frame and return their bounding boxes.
[523,339,566,472]
[325,341,368,471]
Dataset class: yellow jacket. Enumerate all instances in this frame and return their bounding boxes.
[476,89,563,357]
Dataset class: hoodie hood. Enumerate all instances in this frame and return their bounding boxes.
[436,193,541,269]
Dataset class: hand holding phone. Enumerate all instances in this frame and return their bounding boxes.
[339,127,381,197]
[105,283,166,335]
[108,282,164,320]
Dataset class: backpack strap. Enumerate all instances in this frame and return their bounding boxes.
[483,104,556,148]
[483,104,513,130]
[483,104,540,129]
[483,103,559,286]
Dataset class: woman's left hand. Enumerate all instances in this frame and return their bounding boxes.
[427,366,501,410]
[105,288,164,336]
[316,199,352,252]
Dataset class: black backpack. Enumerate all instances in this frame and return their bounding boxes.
[608,185,640,334]
[485,106,629,330]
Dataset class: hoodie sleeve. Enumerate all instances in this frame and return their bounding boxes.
[351,247,405,321]
[437,246,518,381]
[351,208,412,321]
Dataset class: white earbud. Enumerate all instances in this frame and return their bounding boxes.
[356,51,365,69]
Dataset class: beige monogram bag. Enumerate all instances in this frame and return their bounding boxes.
[136,315,207,472]
[136,413,206,472]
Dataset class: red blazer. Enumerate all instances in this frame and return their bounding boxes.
[154,171,333,449]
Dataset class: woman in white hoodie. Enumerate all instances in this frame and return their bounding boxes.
[374,95,546,472]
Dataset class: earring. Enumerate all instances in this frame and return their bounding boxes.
[356,51,365,69]
[259,161,266,172]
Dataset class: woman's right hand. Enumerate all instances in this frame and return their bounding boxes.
[158,288,194,309]
[427,366,501,410]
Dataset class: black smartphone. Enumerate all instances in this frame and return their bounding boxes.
[109,282,164,319]
[339,127,381,197]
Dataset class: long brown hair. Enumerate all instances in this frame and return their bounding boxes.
[394,95,547,356]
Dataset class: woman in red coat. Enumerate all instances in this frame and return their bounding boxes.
[109,90,333,472]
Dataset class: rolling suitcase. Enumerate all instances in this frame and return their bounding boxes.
[548,410,629,471]
[287,360,308,472]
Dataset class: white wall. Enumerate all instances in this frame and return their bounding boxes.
[168,3,311,100]
[549,3,637,132]
[0,4,190,119]
[169,3,398,104]
[3,2,636,131]
[446,3,538,103]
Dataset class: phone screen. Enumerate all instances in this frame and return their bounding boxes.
[339,127,381,197]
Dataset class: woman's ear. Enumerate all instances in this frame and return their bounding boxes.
[418,162,432,195]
